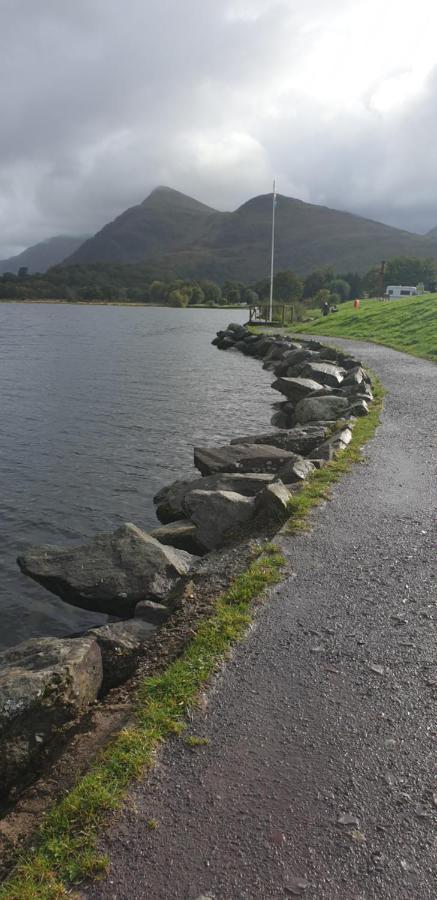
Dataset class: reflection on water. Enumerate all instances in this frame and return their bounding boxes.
[0,304,275,649]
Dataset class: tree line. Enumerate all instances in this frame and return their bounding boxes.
[0,256,436,305]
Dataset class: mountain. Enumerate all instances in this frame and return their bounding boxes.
[65,187,437,281]
[0,235,90,275]
[64,187,218,266]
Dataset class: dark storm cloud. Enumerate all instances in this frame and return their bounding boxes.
[1,0,437,256]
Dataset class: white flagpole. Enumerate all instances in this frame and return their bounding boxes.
[269,178,276,323]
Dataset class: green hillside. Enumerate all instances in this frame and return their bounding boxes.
[63,187,437,281]
[292,294,437,361]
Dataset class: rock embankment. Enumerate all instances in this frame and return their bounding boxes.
[0,323,373,800]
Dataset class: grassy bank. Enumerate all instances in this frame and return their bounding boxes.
[292,293,437,362]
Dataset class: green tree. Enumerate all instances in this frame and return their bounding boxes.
[327,278,350,302]
[384,257,437,290]
[199,280,222,304]
[167,289,188,307]
[273,270,304,303]
[303,267,335,299]
[189,284,205,305]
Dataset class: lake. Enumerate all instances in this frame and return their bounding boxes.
[0,304,276,649]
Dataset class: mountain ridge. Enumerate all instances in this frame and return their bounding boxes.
[0,235,90,275]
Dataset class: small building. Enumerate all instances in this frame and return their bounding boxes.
[385,285,418,298]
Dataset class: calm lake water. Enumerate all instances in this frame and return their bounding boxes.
[0,304,276,650]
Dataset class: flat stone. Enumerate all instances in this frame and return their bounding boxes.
[300,361,346,387]
[0,636,102,798]
[154,473,276,523]
[272,377,322,401]
[231,426,329,456]
[17,523,195,617]
[193,444,300,477]
[294,395,349,424]
[182,489,255,551]
[149,520,203,555]
[134,600,170,625]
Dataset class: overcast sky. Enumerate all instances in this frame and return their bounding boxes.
[1,0,437,257]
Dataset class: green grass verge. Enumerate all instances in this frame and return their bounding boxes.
[292,294,437,362]
[286,376,384,532]
[0,545,285,900]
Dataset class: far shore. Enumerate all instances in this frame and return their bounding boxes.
[0,298,246,309]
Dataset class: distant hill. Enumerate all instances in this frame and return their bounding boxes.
[0,235,90,275]
[64,187,217,266]
[62,187,437,281]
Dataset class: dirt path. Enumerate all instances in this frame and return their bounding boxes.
[86,340,437,899]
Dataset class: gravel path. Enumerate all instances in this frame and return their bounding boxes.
[86,340,437,900]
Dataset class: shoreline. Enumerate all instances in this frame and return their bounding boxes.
[0,324,378,890]
[0,298,246,309]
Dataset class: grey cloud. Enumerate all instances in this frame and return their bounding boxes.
[1,0,437,257]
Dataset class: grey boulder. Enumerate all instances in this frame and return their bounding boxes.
[182,489,255,551]
[17,523,194,617]
[309,426,353,461]
[0,635,102,798]
[193,444,302,477]
[294,395,349,424]
[88,620,154,691]
[300,361,346,387]
[255,481,292,521]
[272,376,322,402]
[153,473,276,523]
[149,520,203,555]
[231,425,329,456]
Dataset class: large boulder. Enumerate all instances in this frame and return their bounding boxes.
[294,395,350,424]
[309,426,353,461]
[153,473,276,523]
[254,481,292,522]
[279,456,316,483]
[230,425,329,456]
[272,377,322,402]
[17,523,194,617]
[149,520,203,555]
[0,636,102,798]
[300,361,346,388]
[88,620,154,691]
[182,490,255,551]
[193,444,301,477]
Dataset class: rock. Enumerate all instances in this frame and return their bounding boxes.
[255,481,292,521]
[193,444,301,477]
[17,523,194,617]
[88,620,154,691]
[279,456,316,483]
[182,489,255,551]
[262,341,292,362]
[294,395,349,424]
[348,399,370,417]
[280,348,316,367]
[342,366,366,387]
[149,520,203,555]
[300,361,346,387]
[227,322,247,335]
[270,410,292,429]
[134,600,170,625]
[272,377,322,402]
[154,473,276,523]
[309,426,352,461]
[230,426,329,456]
[0,635,102,798]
